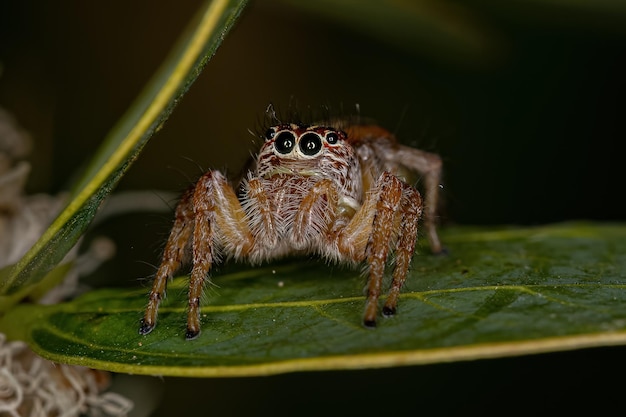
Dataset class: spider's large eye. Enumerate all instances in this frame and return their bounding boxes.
[299,132,323,156]
[326,131,339,144]
[274,131,296,154]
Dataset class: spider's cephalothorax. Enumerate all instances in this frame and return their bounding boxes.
[140,122,443,339]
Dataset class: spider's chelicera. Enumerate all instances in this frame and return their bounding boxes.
[140,122,444,339]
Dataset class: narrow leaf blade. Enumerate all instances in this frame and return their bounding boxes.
[0,0,248,295]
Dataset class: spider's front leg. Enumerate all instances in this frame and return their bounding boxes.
[380,179,422,318]
[139,186,195,336]
[140,170,255,340]
[340,172,422,327]
[363,172,422,326]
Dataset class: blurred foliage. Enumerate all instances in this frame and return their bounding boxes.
[0,0,248,299]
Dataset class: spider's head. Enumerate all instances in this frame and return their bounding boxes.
[256,123,354,179]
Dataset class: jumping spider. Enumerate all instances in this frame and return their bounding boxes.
[140,121,444,339]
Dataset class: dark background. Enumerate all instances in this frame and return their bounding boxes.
[1,1,624,415]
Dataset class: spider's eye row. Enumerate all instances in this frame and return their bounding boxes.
[265,127,277,140]
[274,131,296,154]
[299,132,323,156]
[326,131,339,144]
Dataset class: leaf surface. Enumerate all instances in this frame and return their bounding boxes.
[2,222,625,377]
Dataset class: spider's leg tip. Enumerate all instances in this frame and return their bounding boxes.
[382,306,396,317]
[139,319,155,335]
[186,328,201,340]
[363,319,377,329]
[433,246,449,256]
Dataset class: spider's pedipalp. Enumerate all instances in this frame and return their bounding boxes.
[292,178,338,250]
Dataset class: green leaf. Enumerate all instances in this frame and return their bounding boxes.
[0,263,73,313]
[0,0,248,296]
[2,222,625,377]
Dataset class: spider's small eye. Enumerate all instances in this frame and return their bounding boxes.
[299,132,323,156]
[326,131,339,144]
[274,131,296,154]
[265,127,277,140]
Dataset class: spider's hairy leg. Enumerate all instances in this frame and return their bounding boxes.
[394,145,443,254]
[362,172,405,327]
[140,187,195,336]
[382,184,421,316]
[186,170,254,340]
